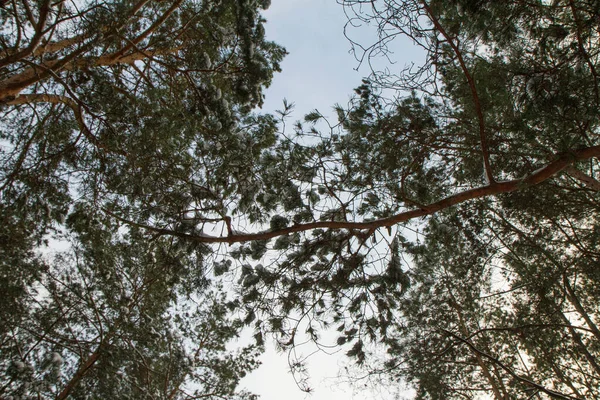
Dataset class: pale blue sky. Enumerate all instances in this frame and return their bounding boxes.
[260,0,369,118]
[241,1,421,399]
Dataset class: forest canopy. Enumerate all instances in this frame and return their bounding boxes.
[1,0,600,399]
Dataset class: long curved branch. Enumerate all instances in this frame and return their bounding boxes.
[108,145,600,244]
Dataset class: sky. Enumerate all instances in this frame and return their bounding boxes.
[240,1,421,399]
[259,0,366,118]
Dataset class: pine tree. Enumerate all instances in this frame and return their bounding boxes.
[1,0,280,397]
[3,0,600,399]
[1,217,261,399]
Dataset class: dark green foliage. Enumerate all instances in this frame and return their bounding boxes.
[301,0,600,398]
[3,0,600,399]
[0,218,262,399]
[1,0,279,398]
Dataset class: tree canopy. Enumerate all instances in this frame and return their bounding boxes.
[1,0,279,398]
[2,0,600,399]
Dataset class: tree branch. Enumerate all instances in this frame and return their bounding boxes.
[2,0,153,63]
[565,166,600,191]
[0,45,180,101]
[107,146,600,244]
[108,0,184,62]
[0,0,52,68]
[6,93,127,156]
[442,329,583,400]
[55,346,102,400]
[422,1,494,183]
